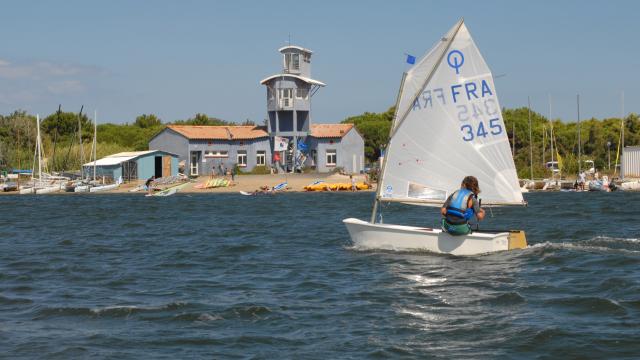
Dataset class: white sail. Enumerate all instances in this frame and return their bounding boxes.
[379,20,523,206]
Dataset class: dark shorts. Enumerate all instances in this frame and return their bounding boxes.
[441,219,471,236]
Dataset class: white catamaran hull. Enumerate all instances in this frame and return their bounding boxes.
[89,184,118,193]
[343,218,526,256]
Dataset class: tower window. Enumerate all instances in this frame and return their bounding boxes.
[296,88,309,99]
[292,54,300,70]
[284,53,300,71]
[303,53,310,63]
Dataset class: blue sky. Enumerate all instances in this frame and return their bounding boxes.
[0,0,638,124]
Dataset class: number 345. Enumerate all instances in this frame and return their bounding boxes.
[461,118,502,141]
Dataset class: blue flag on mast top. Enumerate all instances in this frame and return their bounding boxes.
[406,54,416,64]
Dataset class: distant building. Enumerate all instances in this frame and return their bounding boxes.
[623,146,640,178]
[149,44,365,175]
[83,150,179,182]
[149,125,271,176]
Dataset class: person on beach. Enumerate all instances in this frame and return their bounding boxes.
[231,166,237,182]
[350,174,357,191]
[145,176,155,195]
[440,176,485,236]
[579,171,586,191]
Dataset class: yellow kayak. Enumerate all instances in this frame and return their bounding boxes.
[304,182,370,191]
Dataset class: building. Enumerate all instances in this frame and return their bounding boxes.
[308,124,365,173]
[149,44,365,175]
[622,146,640,178]
[149,125,271,176]
[82,150,179,182]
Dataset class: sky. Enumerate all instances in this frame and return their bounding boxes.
[0,0,638,124]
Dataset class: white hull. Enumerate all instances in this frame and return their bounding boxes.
[35,185,61,194]
[343,218,526,256]
[74,185,90,192]
[620,181,640,191]
[89,184,118,193]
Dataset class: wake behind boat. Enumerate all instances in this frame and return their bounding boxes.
[344,19,527,255]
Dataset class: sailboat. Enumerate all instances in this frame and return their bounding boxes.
[19,114,66,194]
[343,19,527,256]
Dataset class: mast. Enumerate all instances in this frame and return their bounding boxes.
[621,91,625,179]
[36,114,42,181]
[527,97,533,180]
[78,106,84,180]
[542,125,546,166]
[577,94,581,174]
[549,94,554,179]
[93,110,97,181]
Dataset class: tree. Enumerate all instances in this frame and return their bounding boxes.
[134,114,162,128]
[173,113,230,126]
[41,109,92,140]
[341,107,395,162]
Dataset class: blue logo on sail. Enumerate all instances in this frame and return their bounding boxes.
[447,50,464,74]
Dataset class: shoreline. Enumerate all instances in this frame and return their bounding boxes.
[1,173,375,195]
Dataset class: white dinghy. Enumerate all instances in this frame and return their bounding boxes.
[344,19,527,255]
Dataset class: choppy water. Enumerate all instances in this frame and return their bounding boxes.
[1,192,640,359]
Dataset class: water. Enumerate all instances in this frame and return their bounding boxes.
[1,192,640,359]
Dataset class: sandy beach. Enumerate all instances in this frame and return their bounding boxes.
[113,172,374,194]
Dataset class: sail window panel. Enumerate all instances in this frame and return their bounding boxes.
[256,150,266,166]
[237,150,247,167]
[326,149,337,166]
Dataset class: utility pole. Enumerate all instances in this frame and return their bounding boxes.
[528,97,533,180]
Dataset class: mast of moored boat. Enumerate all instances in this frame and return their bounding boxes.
[621,91,625,180]
[93,110,97,181]
[37,114,42,182]
[527,97,533,180]
[78,106,84,181]
[549,94,554,180]
[577,94,581,174]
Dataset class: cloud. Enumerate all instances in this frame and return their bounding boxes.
[46,80,86,95]
[0,58,101,80]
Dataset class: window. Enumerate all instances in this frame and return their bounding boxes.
[256,150,266,166]
[284,53,300,71]
[204,150,228,158]
[326,150,337,166]
[237,150,247,167]
[279,88,293,107]
[303,53,310,63]
[292,53,300,70]
[283,53,291,71]
[296,88,309,99]
[267,87,274,99]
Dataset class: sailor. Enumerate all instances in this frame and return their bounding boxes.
[440,176,486,235]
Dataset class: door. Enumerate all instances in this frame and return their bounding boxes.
[154,156,163,178]
[190,151,199,176]
[162,156,171,177]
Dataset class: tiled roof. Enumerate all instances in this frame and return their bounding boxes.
[167,125,269,140]
[310,124,354,138]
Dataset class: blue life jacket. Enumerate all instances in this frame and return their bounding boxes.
[445,188,475,222]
